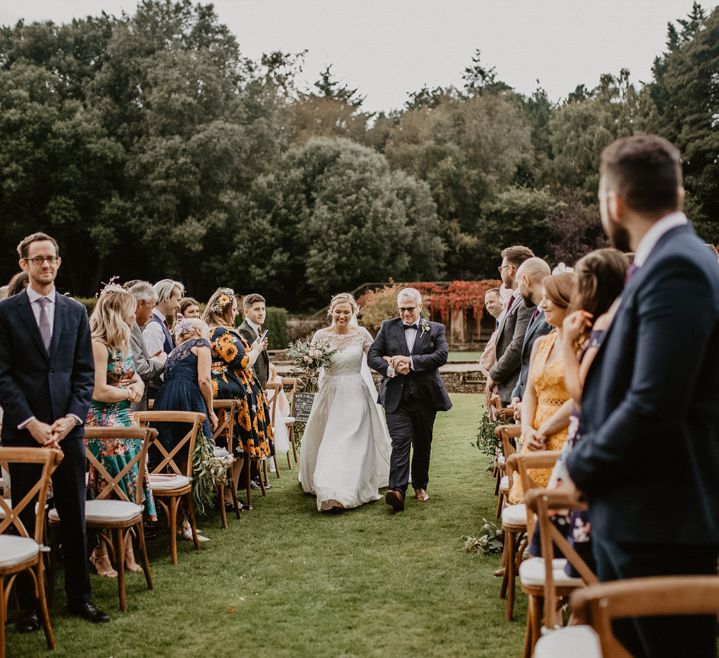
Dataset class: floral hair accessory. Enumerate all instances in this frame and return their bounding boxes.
[211,288,235,314]
[96,275,126,298]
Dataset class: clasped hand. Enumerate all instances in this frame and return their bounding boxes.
[28,416,76,448]
[383,355,411,375]
[523,426,547,451]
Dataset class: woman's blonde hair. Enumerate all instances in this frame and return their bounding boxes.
[202,288,236,327]
[328,292,359,317]
[90,287,136,357]
[542,272,577,309]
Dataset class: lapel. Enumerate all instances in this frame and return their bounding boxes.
[497,294,519,336]
[241,319,258,340]
[392,319,410,357]
[17,291,50,361]
[49,293,67,359]
[412,321,428,355]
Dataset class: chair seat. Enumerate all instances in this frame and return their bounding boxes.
[499,475,509,492]
[0,498,9,519]
[284,416,296,426]
[501,503,526,527]
[149,473,191,492]
[497,455,506,466]
[49,500,143,525]
[533,625,602,658]
[519,557,584,588]
[0,535,39,568]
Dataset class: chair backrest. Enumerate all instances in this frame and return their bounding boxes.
[133,411,205,477]
[570,576,719,658]
[0,447,63,543]
[265,382,281,426]
[525,488,598,629]
[84,426,157,505]
[496,425,520,473]
[281,377,299,414]
[211,400,236,453]
[507,450,561,535]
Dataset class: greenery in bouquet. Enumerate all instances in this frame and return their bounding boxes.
[287,335,338,391]
[474,411,503,457]
[192,436,232,516]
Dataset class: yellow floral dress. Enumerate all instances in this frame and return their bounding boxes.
[209,326,273,459]
[509,331,570,503]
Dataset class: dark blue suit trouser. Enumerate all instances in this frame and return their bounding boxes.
[385,399,436,493]
[10,437,91,608]
[593,538,718,658]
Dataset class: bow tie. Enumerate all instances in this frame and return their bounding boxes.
[403,323,418,330]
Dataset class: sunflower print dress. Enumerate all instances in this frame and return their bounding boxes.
[209,326,273,459]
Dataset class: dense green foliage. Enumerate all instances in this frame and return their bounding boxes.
[0,1,716,308]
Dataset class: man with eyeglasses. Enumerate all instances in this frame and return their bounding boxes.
[0,232,109,630]
[368,287,452,512]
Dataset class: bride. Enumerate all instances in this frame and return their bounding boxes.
[299,293,391,512]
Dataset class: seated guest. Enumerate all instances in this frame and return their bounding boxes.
[143,279,184,358]
[508,272,576,503]
[238,293,269,390]
[203,288,274,500]
[86,284,155,576]
[179,297,201,320]
[488,245,534,406]
[510,258,552,410]
[128,281,165,411]
[6,271,29,297]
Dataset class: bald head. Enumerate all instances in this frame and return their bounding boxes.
[517,257,551,306]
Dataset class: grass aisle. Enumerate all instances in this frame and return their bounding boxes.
[11,393,525,658]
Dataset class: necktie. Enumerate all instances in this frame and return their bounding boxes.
[531,307,540,322]
[506,295,516,313]
[37,297,52,352]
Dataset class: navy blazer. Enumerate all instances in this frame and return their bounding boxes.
[367,318,452,414]
[0,290,95,445]
[566,224,719,544]
[511,308,552,401]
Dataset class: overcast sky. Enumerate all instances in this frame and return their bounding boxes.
[1,0,715,112]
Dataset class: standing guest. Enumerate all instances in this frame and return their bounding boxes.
[510,258,552,408]
[86,285,155,576]
[143,279,184,358]
[203,289,273,499]
[0,232,109,628]
[127,281,165,411]
[488,245,534,405]
[238,293,270,390]
[566,135,719,658]
[478,287,503,379]
[508,272,575,503]
[179,297,201,320]
[6,271,29,297]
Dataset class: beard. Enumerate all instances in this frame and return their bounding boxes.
[521,292,533,307]
[607,222,631,253]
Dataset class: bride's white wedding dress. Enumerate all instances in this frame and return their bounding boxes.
[299,327,391,511]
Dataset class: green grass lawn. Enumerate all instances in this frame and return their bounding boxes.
[9,393,525,658]
[447,351,482,362]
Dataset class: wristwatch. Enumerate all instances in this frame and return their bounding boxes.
[66,415,83,426]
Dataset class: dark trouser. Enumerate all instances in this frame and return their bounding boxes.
[593,538,718,658]
[385,399,437,493]
[10,437,91,609]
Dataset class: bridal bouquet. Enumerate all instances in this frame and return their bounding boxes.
[287,335,337,391]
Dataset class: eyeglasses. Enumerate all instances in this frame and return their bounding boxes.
[24,256,59,266]
[498,264,511,273]
[398,306,417,313]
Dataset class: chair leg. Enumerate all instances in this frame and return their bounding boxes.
[496,491,504,518]
[522,596,534,658]
[35,561,56,649]
[168,496,179,565]
[229,466,241,519]
[499,530,510,600]
[290,428,298,463]
[113,528,127,612]
[257,460,266,496]
[136,522,153,591]
[0,577,6,658]
[505,530,516,621]
[244,457,253,508]
[47,526,60,607]
[273,454,280,478]
[286,450,292,470]
[184,494,200,551]
[218,483,228,529]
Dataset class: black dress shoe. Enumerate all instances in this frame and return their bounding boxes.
[385,489,405,512]
[68,601,110,623]
[16,609,40,633]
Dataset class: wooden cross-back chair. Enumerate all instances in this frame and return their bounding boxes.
[263,382,283,480]
[522,487,598,657]
[495,424,520,518]
[211,400,241,528]
[283,377,300,465]
[0,447,62,658]
[534,576,719,658]
[133,411,204,564]
[49,427,156,611]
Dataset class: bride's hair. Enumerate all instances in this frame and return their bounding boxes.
[328,292,359,318]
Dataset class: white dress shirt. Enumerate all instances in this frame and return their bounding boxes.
[245,318,261,339]
[26,285,57,335]
[143,309,167,356]
[633,211,688,267]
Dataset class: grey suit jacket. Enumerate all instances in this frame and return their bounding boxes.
[238,319,269,389]
[130,322,164,411]
[489,296,532,404]
[511,308,552,401]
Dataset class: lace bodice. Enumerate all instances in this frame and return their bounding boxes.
[312,327,374,377]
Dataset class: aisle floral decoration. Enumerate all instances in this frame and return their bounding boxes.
[287,335,338,392]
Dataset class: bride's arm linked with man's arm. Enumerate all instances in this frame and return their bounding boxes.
[366,320,391,376]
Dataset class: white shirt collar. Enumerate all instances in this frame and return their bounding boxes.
[26,286,56,304]
[153,308,166,322]
[246,318,261,334]
[634,211,688,267]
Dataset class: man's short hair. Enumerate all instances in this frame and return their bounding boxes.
[242,293,266,309]
[153,279,184,303]
[17,232,59,260]
[129,281,157,301]
[500,245,534,267]
[397,287,422,305]
[485,287,501,297]
[600,135,682,215]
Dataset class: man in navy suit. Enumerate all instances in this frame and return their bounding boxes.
[0,233,109,630]
[566,136,719,658]
[367,287,452,511]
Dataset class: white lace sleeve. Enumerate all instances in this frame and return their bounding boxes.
[359,326,374,353]
[310,329,325,346]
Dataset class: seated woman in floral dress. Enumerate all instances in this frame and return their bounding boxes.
[203,288,274,504]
